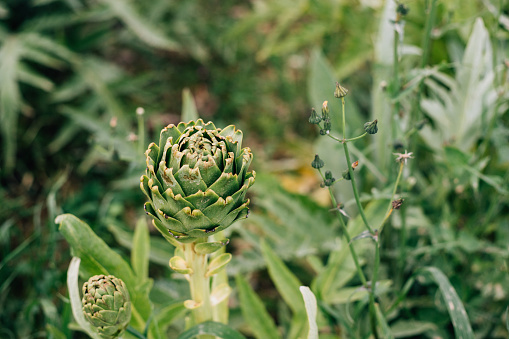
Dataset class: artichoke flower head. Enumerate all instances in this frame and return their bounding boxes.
[82,275,131,339]
[141,119,255,243]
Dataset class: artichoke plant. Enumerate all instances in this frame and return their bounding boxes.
[140,119,255,242]
[82,275,131,339]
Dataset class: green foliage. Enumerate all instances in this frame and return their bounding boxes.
[2,0,508,338]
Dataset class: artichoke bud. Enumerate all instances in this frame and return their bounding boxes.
[141,119,255,243]
[334,82,348,98]
[319,129,327,136]
[308,108,322,124]
[321,101,330,120]
[363,119,378,134]
[324,170,336,186]
[311,154,324,169]
[82,275,131,339]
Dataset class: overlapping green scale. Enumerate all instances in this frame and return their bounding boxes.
[140,119,255,243]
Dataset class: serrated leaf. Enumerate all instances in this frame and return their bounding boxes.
[235,275,280,339]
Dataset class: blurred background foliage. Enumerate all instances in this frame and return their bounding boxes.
[0,0,508,338]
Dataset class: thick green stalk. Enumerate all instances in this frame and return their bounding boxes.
[183,242,214,339]
[211,233,229,324]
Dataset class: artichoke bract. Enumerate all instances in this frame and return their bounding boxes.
[140,119,255,242]
[82,275,131,339]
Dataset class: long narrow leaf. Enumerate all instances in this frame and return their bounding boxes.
[420,267,474,339]
[235,275,280,339]
[99,0,180,51]
[131,218,150,280]
[260,240,305,315]
[300,286,318,339]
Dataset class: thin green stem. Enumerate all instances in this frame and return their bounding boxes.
[339,96,378,339]
[327,132,368,144]
[319,168,368,288]
[379,162,404,234]
[370,243,381,339]
[340,98,374,235]
[345,132,368,143]
[392,23,400,143]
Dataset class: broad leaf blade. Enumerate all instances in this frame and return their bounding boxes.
[56,214,152,324]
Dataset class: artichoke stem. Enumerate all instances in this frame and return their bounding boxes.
[183,241,215,339]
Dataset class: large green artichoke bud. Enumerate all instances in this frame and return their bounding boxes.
[82,275,131,339]
[140,119,255,242]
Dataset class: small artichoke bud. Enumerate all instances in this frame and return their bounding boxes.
[324,171,336,186]
[82,275,131,339]
[321,101,330,120]
[363,119,378,134]
[334,82,348,98]
[309,108,322,124]
[311,154,325,169]
[319,129,327,136]
[342,169,351,180]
